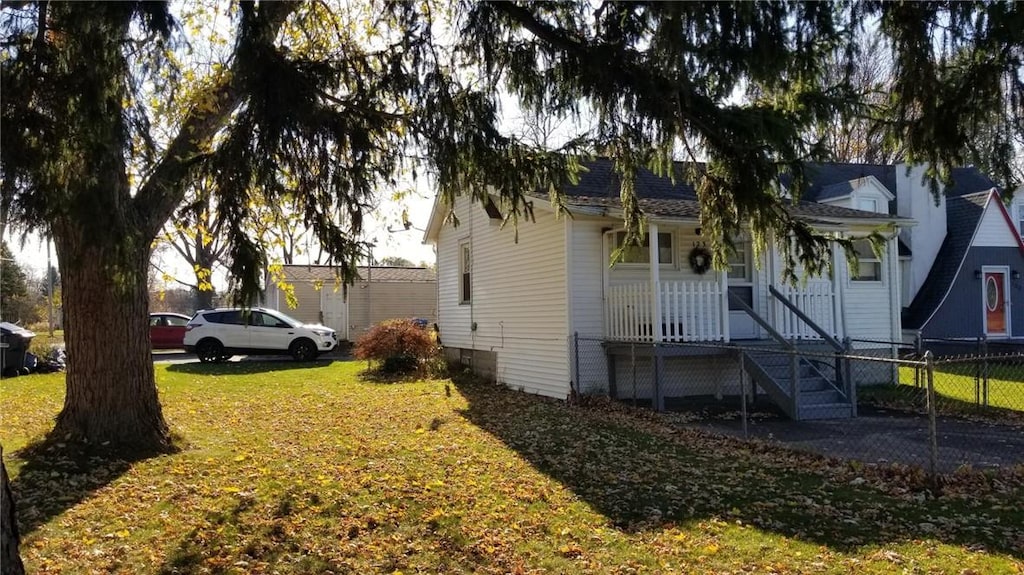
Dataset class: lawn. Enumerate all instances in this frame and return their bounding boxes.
[910,362,1024,412]
[1,360,1022,574]
[860,364,1024,423]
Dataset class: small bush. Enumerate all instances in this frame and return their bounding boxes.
[354,319,441,376]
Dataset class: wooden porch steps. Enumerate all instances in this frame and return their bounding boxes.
[743,350,853,421]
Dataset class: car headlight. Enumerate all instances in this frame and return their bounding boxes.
[312,329,333,337]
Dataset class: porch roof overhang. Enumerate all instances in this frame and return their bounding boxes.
[533,192,914,231]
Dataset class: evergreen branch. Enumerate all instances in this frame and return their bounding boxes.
[132,2,298,237]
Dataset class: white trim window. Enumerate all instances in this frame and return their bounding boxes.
[459,241,472,303]
[612,231,674,265]
[1016,201,1024,239]
[857,197,879,213]
[850,239,882,282]
[727,242,752,283]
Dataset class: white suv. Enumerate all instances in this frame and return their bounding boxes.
[183,307,338,363]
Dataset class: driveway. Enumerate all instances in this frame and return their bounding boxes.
[152,349,351,364]
[692,407,1024,472]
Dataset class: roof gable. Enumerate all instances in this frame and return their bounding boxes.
[815,175,896,203]
[976,190,1024,252]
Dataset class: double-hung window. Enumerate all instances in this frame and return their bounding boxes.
[612,232,674,265]
[459,242,472,303]
[851,239,882,282]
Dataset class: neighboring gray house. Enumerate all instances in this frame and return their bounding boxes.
[903,187,1024,341]
[789,163,1024,343]
[264,265,437,341]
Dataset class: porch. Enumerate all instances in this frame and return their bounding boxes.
[601,223,843,345]
[604,279,838,343]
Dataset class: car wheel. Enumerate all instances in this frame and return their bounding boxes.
[196,339,225,364]
[290,338,317,362]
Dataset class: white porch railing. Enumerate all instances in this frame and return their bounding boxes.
[606,281,725,342]
[771,281,836,340]
[606,280,837,343]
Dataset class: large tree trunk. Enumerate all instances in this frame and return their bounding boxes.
[50,225,171,452]
[1,447,25,575]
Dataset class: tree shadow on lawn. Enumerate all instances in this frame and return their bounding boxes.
[451,377,1024,558]
[9,439,166,536]
[166,358,343,376]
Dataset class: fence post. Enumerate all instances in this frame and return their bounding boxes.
[981,336,990,407]
[738,349,749,439]
[914,332,923,388]
[630,342,638,409]
[789,340,800,419]
[974,336,982,404]
[572,332,580,400]
[653,344,664,412]
[844,337,856,417]
[925,351,939,489]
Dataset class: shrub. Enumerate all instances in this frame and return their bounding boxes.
[354,319,441,376]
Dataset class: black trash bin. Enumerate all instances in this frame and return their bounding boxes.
[0,322,35,377]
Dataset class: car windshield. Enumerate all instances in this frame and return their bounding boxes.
[265,310,302,328]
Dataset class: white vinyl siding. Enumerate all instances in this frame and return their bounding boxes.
[839,236,900,345]
[436,196,570,398]
[975,200,1020,247]
[569,219,610,394]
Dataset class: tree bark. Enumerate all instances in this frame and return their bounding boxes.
[1,447,25,575]
[50,223,171,452]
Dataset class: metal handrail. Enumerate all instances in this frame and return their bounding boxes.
[768,285,843,352]
[727,292,793,351]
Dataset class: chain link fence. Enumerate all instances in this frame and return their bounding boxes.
[570,334,1024,480]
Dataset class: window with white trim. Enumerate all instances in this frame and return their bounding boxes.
[1016,201,1024,238]
[857,198,879,213]
[727,242,752,282]
[612,232,674,264]
[459,242,471,303]
[851,239,882,282]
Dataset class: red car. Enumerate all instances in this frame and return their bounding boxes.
[150,312,192,349]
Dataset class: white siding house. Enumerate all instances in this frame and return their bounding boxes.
[433,194,570,398]
[426,160,914,419]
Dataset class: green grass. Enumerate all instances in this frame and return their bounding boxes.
[861,365,1024,422]
[2,361,1022,574]
[912,362,1024,411]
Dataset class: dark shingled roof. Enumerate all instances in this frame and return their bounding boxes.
[902,191,989,330]
[537,158,904,224]
[946,167,997,197]
[796,163,897,201]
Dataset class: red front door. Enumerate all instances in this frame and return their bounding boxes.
[984,271,1008,336]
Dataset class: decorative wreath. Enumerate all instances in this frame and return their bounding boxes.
[688,246,712,275]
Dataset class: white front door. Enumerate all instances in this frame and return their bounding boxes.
[321,287,349,341]
[727,241,758,339]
